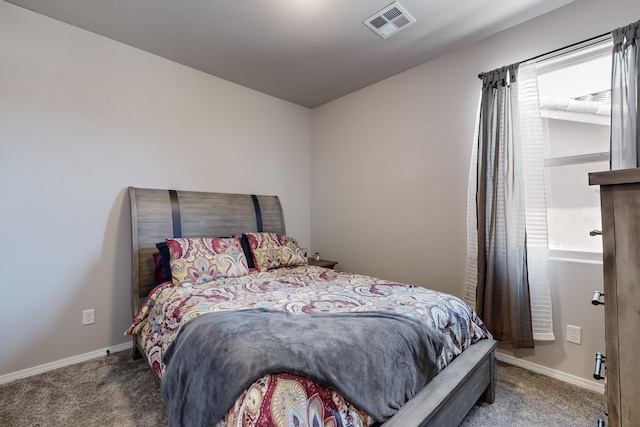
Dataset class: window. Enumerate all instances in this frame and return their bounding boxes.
[536,41,612,256]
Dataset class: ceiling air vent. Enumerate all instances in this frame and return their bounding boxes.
[364,2,416,39]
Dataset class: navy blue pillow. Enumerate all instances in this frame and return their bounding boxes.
[157,242,171,279]
[240,234,256,269]
[149,241,172,291]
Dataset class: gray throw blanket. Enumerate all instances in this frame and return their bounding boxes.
[161,309,445,426]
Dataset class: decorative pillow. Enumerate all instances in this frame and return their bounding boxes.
[152,252,164,283]
[239,234,256,269]
[243,232,307,271]
[153,241,172,282]
[166,237,249,285]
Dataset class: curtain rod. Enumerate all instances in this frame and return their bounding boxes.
[477,31,611,79]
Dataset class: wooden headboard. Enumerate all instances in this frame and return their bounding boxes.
[128,187,285,315]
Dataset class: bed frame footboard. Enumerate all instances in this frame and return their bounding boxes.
[382,338,497,427]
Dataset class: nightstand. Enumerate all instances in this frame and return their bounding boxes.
[307,258,338,269]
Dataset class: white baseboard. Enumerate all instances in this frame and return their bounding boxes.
[0,341,133,385]
[496,351,605,394]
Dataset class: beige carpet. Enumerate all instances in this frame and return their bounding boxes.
[460,361,606,426]
[0,351,606,426]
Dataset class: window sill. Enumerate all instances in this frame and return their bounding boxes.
[549,249,603,264]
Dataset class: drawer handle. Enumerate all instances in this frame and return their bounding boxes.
[589,229,602,236]
[594,352,606,380]
[592,291,604,305]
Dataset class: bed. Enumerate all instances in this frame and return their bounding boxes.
[125,186,497,427]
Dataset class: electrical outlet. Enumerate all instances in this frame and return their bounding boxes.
[567,324,581,344]
[82,309,95,326]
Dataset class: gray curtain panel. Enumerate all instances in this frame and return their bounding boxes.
[475,65,534,349]
[611,20,640,169]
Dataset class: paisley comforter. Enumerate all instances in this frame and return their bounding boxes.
[125,265,490,427]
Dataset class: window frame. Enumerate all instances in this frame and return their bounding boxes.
[536,38,612,260]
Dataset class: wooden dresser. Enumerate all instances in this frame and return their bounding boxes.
[590,168,640,427]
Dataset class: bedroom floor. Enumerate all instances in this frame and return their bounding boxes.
[460,361,605,426]
[0,351,605,426]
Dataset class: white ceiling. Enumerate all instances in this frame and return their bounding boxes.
[6,0,573,108]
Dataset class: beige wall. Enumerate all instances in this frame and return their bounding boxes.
[0,3,311,376]
[311,0,640,385]
[502,258,605,385]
